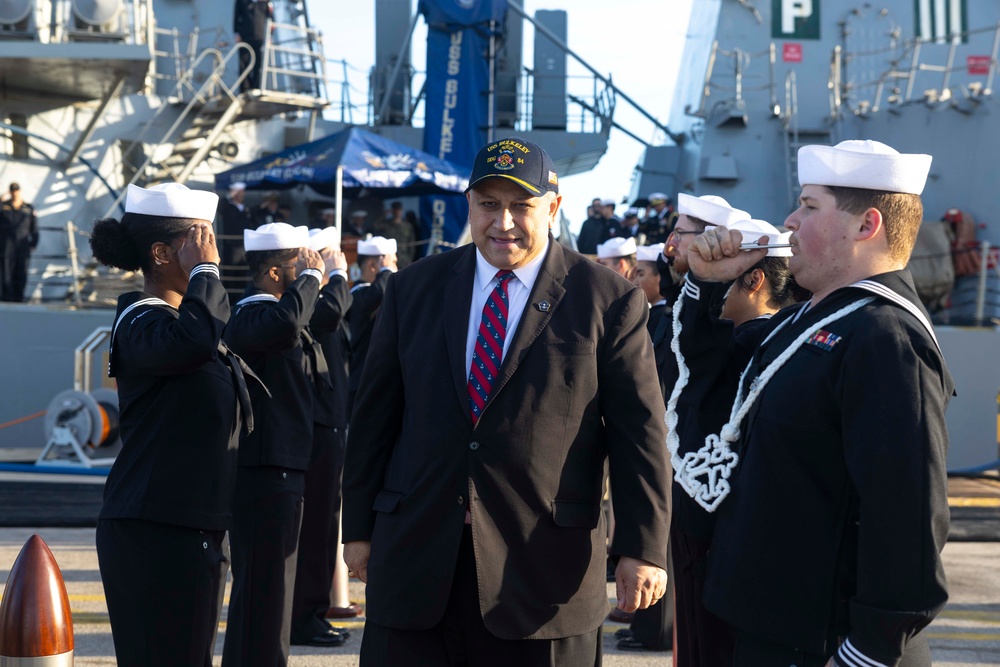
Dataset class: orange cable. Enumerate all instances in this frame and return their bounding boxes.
[0,410,47,430]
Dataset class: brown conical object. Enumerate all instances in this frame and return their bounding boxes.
[0,534,74,665]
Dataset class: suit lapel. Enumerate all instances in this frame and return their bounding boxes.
[488,241,568,408]
[443,246,477,418]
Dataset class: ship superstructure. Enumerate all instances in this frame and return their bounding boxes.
[0,0,624,450]
[629,0,1000,470]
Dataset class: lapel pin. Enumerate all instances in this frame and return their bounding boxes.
[535,301,551,312]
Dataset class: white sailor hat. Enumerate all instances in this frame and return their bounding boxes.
[244,222,310,252]
[596,237,637,259]
[600,198,617,207]
[350,210,368,218]
[636,243,665,262]
[320,207,336,216]
[728,219,792,257]
[624,207,640,218]
[229,181,247,192]
[357,236,397,256]
[648,192,669,203]
[125,183,220,222]
[308,226,341,251]
[677,193,750,228]
[798,140,932,195]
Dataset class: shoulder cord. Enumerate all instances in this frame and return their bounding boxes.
[672,294,875,512]
[663,280,694,472]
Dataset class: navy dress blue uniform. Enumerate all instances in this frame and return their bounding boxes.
[667,275,773,666]
[626,282,680,652]
[645,300,667,339]
[221,272,324,666]
[290,270,353,640]
[233,0,271,90]
[0,199,37,302]
[345,266,391,414]
[639,208,675,245]
[96,264,252,667]
[702,271,952,666]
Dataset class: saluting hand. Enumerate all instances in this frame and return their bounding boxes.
[295,247,326,275]
[615,556,667,613]
[176,223,220,274]
[687,227,766,283]
[380,252,398,272]
[321,247,348,274]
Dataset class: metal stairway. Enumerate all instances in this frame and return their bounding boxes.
[100,19,330,218]
[100,42,254,217]
[147,92,247,184]
[780,70,833,211]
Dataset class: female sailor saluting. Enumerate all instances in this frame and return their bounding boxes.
[89,182,261,667]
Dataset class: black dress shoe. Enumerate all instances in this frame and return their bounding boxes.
[614,628,633,640]
[290,628,348,647]
[617,637,668,651]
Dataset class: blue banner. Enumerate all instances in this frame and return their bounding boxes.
[418,0,507,254]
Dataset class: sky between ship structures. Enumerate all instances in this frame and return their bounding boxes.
[312,0,695,233]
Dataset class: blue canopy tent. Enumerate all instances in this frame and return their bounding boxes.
[214,126,469,198]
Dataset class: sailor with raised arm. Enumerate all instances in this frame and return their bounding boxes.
[221,222,337,665]
[90,183,259,667]
[686,140,952,667]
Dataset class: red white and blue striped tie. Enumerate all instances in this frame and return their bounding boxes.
[468,270,515,425]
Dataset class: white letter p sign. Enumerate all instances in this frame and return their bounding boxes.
[782,0,813,34]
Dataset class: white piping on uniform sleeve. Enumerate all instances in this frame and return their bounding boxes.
[838,638,889,667]
[301,268,323,283]
[189,263,220,279]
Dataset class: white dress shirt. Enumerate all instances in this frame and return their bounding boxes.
[464,240,549,376]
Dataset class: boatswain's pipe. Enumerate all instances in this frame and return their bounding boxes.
[0,535,74,666]
[506,0,684,145]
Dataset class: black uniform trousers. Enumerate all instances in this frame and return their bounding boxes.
[0,238,30,302]
[96,518,228,667]
[670,523,734,666]
[360,526,602,667]
[222,466,305,667]
[290,424,347,638]
[239,40,264,90]
[733,629,931,667]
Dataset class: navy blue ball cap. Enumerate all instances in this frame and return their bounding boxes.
[465,137,559,196]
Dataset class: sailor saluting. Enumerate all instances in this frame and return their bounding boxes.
[684,140,953,667]
[89,183,260,666]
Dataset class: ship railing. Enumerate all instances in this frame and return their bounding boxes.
[685,40,780,126]
[923,241,1000,327]
[833,21,1000,118]
[325,57,369,124]
[363,64,617,135]
[150,26,220,89]
[26,222,95,307]
[150,26,252,100]
[259,20,328,99]
[102,44,252,218]
[781,70,799,211]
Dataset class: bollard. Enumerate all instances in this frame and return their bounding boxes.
[0,534,74,666]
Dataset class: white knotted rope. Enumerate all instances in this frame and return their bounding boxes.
[673,296,875,512]
[663,283,692,472]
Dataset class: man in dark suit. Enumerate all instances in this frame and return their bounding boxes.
[343,137,671,666]
[233,0,271,91]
